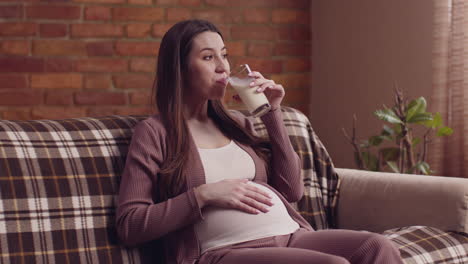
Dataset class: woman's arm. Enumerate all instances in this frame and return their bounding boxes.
[115,121,203,247]
[259,108,303,202]
[232,71,303,202]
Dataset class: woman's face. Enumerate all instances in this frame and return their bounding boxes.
[185,31,230,101]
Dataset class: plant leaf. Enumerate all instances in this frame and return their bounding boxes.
[369,136,383,146]
[423,112,442,128]
[437,126,454,136]
[393,124,402,134]
[362,152,379,171]
[412,137,421,146]
[380,147,400,161]
[360,140,370,148]
[407,113,433,124]
[374,108,403,124]
[406,97,427,122]
[386,161,400,173]
[381,125,394,136]
[415,161,431,175]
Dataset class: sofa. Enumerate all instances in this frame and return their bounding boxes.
[0,106,466,264]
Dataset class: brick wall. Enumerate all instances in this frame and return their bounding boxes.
[0,0,311,120]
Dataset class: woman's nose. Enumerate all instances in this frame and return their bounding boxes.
[215,58,229,74]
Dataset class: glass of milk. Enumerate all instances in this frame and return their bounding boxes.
[228,64,271,117]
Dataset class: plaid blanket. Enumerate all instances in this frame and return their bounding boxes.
[384,226,468,264]
[0,107,466,263]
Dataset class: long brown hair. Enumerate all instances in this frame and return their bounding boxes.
[154,20,270,201]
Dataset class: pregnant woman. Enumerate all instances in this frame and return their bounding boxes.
[116,19,403,264]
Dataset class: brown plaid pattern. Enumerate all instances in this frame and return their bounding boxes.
[384,226,468,263]
[0,107,466,263]
[0,116,146,264]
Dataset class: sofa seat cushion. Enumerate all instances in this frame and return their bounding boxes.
[383,226,468,263]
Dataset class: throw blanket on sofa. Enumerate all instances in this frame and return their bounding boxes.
[0,107,466,264]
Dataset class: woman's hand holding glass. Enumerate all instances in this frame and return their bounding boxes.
[194,179,274,214]
[233,71,285,111]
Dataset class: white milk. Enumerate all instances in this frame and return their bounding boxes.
[229,77,271,117]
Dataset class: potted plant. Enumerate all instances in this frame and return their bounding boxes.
[342,87,453,175]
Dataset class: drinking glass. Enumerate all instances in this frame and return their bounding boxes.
[228,64,271,117]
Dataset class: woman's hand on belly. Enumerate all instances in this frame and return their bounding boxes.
[194,179,274,214]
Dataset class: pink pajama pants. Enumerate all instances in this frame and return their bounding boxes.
[197,228,403,264]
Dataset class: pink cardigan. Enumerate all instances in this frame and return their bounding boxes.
[116,108,313,264]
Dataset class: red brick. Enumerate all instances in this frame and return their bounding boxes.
[31,73,83,89]
[152,23,173,38]
[283,58,311,72]
[167,8,191,22]
[84,74,112,89]
[116,106,153,116]
[87,107,117,117]
[71,24,123,38]
[112,7,164,22]
[231,25,276,41]
[2,109,32,121]
[45,90,74,105]
[85,6,111,21]
[240,58,282,74]
[156,0,178,5]
[274,43,310,56]
[113,74,154,89]
[0,40,29,55]
[75,91,127,105]
[126,23,152,38]
[193,10,224,23]
[45,58,74,72]
[0,57,44,73]
[0,74,28,89]
[225,41,245,56]
[128,0,152,5]
[180,0,200,6]
[0,5,22,18]
[243,9,270,23]
[31,107,86,120]
[269,73,310,89]
[26,5,81,20]
[73,0,124,3]
[275,0,310,9]
[87,42,115,56]
[0,22,37,37]
[272,9,310,25]
[225,10,244,23]
[115,41,160,56]
[39,24,67,38]
[33,40,87,56]
[0,90,43,106]
[130,90,152,105]
[206,0,271,7]
[130,58,157,73]
[217,25,231,39]
[247,43,273,57]
[75,58,128,73]
[278,25,311,41]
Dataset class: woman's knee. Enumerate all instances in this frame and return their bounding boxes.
[367,233,398,252]
[352,233,402,263]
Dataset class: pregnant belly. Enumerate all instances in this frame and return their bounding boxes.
[194,181,299,252]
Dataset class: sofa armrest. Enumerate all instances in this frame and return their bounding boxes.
[335,168,468,233]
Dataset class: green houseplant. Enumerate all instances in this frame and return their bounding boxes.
[342,88,453,175]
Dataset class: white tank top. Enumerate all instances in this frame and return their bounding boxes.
[195,140,299,253]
